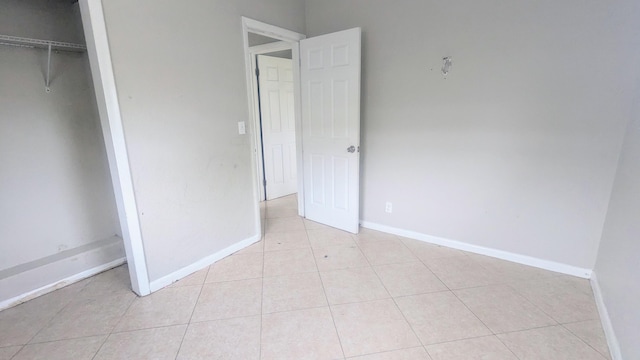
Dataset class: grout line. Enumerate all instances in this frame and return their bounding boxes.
[258,201,268,360]
[173,277,204,359]
[305,216,347,360]
[560,322,612,359]
[355,234,425,349]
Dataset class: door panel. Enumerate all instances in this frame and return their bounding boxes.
[258,55,297,200]
[301,28,361,233]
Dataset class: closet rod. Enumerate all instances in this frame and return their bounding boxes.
[0,34,86,52]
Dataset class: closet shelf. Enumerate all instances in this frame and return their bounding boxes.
[0,34,86,52]
[1,34,87,93]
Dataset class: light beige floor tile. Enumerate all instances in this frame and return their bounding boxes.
[178,316,261,360]
[263,272,327,313]
[314,245,370,271]
[205,252,263,282]
[400,238,468,262]
[32,292,136,342]
[77,265,131,299]
[94,325,186,360]
[264,231,310,252]
[321,267,390,305]
[348,347,432,359]
[13,336,105,360]
[263,248,317,277]
[266,205,299,218]
[468,254,559,283]
[423,256,500,289]
[359,239,417,265]
[425,336,517,360]
[114,286,200,332]
[235,240,264,254]
[352,228,399,245]
[191,279,261,322]
[332,299,420,357]
[0,346,22,359]
[168,267,208,288]
[265,217,306,233]
[509,276,599,323]
[266,194,297,208]
[374,262,447,297]
[304,218,333,230]
[308,228,357,248]
[262,307,343,360]
[395,292,491,345]
[563,320,611,359]
[497,325,607,359]
[0,281,89,346]
[454,284,556,333]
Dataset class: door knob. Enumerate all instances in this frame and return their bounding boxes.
[347,145,356,153]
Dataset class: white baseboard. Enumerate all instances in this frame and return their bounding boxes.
[360,221,592,279]
[149,234,262,292]
[590,272,622,360]
[0,254,126,311]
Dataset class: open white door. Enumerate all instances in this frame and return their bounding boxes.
[258,55,297,200]
[301,28,361,234]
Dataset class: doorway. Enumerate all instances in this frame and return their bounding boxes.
[252,46,297,202]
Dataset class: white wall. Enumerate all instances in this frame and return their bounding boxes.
[100,0,306,282]
[0,0,123,306]
[594,97,640,358]
[305,0,640,270]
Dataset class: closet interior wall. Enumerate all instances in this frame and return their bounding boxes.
[0,0,124,309]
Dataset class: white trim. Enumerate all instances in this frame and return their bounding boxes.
[241,17,307,228]
[590,272,622,360]
[0,257,126,311]
[360,220,593,278]
[149,234,262,292]
[79,0,150,296]
[249,41,292,54]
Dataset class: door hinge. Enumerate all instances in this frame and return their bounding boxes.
[255,68,260,77]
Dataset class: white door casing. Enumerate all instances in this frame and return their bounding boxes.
[257,55,297,200]
[300,28,361,234]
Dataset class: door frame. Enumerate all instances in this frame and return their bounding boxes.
[79,0,149,296]
[241,17,306,231]
[250,42,295,202]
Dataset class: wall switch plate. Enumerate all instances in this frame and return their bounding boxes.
[238,121,246,135]
[385,202,392,213]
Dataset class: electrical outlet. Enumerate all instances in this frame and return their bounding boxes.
[385,202,392,213]
[238,121,246,135]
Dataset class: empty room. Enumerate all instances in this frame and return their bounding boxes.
[0,0,638,359]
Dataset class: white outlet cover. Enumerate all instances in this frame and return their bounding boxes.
[238,121,246,135]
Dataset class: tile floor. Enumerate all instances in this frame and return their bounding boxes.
[0,195,611,359]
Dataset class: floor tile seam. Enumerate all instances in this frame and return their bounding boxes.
[489,333,523,360]
[389,289,454,301]
[23,289,80,345]
[317,264,373,275]
[451,283,561,328]
[307,231,347,360]
[502,282,574,325]
[367,259,426,351]
[345,345,428,359]
[174,281,204,360]
[559,322,611,359]
[6,345,24,360]
[448,289,495,336]
[351,242,422,352]
[204,275,263,284]
[258,222,267,360]
[414,256,455,293]
[262,304,329,317]
[27,292,136,345]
